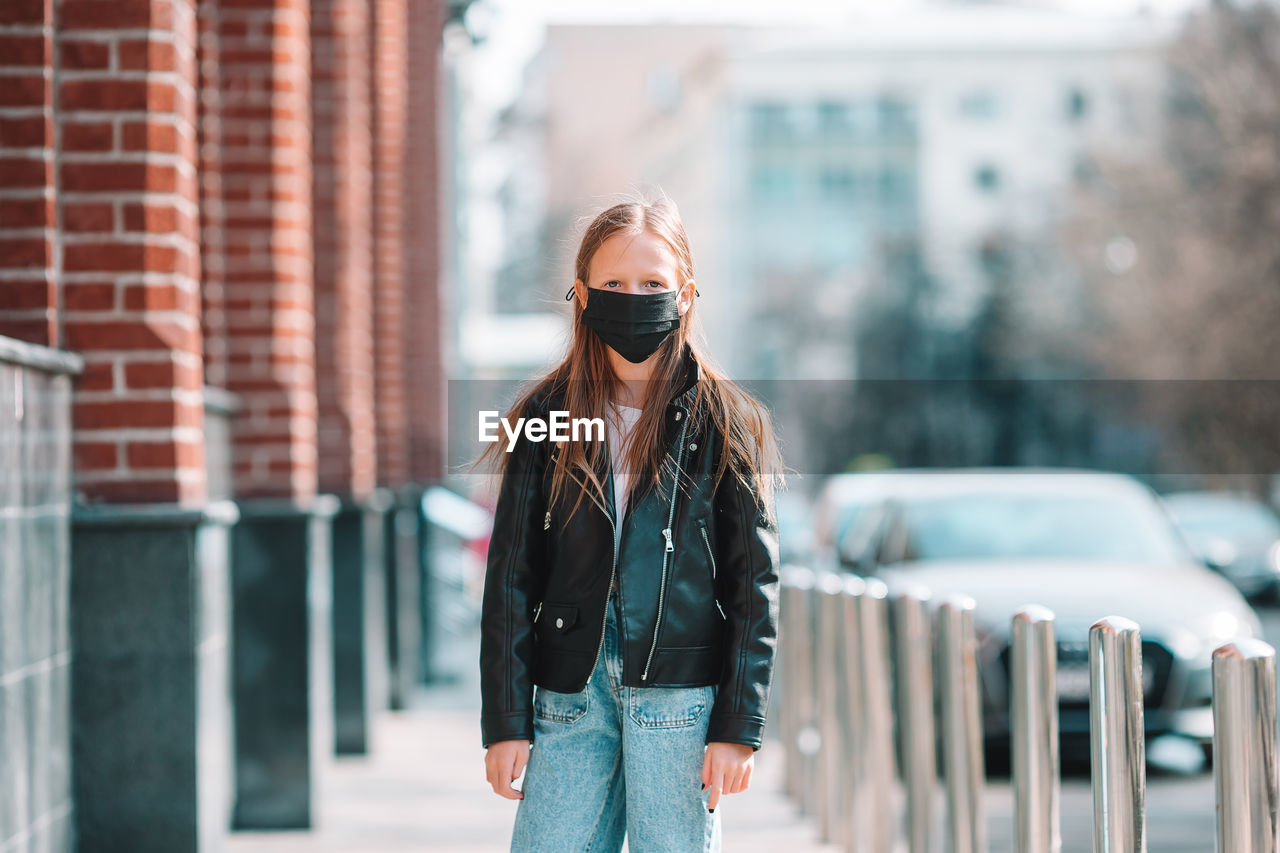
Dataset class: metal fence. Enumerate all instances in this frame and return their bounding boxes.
[776,565,1280,853]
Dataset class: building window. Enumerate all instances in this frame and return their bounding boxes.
[878,166,915,203]
[974,164,1000,193]
[817,100,852,136]
[750,102,790,141]
[751,163,799,200]
[959,90,999,120]
[819,165,857,200]
[1067,87,1089,121]
[876,95,915,136]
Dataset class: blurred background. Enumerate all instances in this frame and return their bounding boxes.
[1,0,1278,850]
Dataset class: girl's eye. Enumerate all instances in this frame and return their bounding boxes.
[603,281,620,288]
[646,281,664,288]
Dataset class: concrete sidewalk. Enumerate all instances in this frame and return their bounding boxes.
[227,633,838,852]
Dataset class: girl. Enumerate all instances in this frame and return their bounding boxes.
[478,194,783,852]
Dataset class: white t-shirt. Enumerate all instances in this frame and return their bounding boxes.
[606,401,642,591]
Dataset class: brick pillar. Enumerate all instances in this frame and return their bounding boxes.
[57,0,207,506]
[51,2,238,851]
[313,0,389,754]
[314,0,376,500]
[0,0,59,346]
[405,0,446,485]
[196,0,228,390]
[220,0,316,501]
[219,0,335,829]
[371,0,410,488]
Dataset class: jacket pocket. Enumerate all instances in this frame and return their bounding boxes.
[536,602,579,635]
[697,519,727,621]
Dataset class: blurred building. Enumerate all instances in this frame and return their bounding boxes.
[0,0,458,849]
[473,4,1177,379]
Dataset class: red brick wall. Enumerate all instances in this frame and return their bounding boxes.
[56,0,208,505]
[313,0,377,499]
[218,0,317,501]
[0,0,59,348]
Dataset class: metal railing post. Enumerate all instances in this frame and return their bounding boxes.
[1212,638,1279,853]
[786,567,821,816]
[816,571,848,843]
[1089,616,1146,853]
[938,594,986,853]
[839,575,868,852]
[779,566,814,802]
[854,577,896,853]
[1011,605,1061,853]
[893,584,936,853]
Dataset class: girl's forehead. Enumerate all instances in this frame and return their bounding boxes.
[590,230,680,277]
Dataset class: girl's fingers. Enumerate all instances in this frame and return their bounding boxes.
[707,768,725,811]
[741,762,753,791]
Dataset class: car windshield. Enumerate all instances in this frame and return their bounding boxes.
[1166,499,1280,543]
[898,489,1192,564]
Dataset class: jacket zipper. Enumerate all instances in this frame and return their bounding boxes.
[642,414,689,681]
[700,523,726,620]
[533,601,543,622]
[585,494,619,687]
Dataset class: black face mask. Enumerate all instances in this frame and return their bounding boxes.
[579,288,682,364]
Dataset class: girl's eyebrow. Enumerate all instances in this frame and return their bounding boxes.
[596,273,668,281]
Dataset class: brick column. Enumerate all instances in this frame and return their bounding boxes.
[313,0,389,754]
[196,0,228,390]
[220,0,316,501]
[371,0,410,488]
[219,0,335,829]
[405,0,446,485]
[0,0,59,347]
[57,0,207,506]
[50,2,238,851]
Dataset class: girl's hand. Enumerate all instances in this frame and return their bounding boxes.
[485,739,530,800]
[701,741,755,811]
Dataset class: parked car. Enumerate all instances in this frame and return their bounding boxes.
[1162,490,1280,603]
[824,467,1261,762]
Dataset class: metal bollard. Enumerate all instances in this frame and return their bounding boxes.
[893,584,936,853]
[937,594,986,853]
[779,566,812,802]
[784,566,821,815]
[1212,638,1279,853]
[815,571,848,843]
[853,577,896,853]
[1089,616,1146,853]
[1011,606,1061,853]
[838,575,868,852]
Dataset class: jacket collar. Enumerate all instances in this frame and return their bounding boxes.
[668,341,700,407]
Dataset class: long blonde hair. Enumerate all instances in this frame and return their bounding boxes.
[476,192,784,527]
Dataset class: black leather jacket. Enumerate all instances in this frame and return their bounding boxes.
[479,346,781,751]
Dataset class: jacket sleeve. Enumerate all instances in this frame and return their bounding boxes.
[706,441,781,751]
[479,400,547,749]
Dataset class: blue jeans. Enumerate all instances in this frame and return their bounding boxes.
[511,585,722,852]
